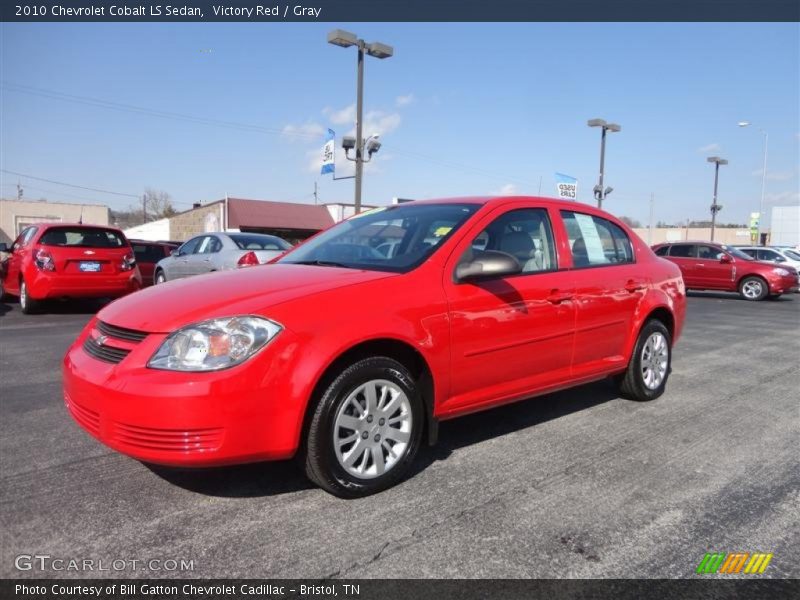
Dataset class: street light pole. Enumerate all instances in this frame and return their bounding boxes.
[355,40,365,213]
[587,118,621,209]
[707,156,728,242]
[328,29,393,214]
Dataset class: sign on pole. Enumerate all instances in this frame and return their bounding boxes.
[555,173,578,200]
[749,212,760,244]
[321,129,335,175]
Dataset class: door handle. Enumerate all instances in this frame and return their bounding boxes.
[546,290,573,304]
[625,280,646,293]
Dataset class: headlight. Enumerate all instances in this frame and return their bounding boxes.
[148,316,282,372]
[773,268,790,276]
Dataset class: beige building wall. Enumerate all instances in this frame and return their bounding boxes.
[168,201,225,241]
[0,199,109,244]
[632,227,755,246]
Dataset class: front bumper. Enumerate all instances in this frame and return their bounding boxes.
[62,320,304,466]
[29,270,141,300]
[767,273,799,295]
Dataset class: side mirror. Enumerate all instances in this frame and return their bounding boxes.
[0,243,8,252]
[455,250,522,283]
[720,254,732,264]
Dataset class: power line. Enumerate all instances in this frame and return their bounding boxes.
[2,81,545,186]
[1,169,140,198]
[1,82,319,140]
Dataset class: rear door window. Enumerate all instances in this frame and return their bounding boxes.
[560,211,634,267]
[668,244,696,258]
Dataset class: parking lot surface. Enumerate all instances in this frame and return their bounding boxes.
[1,293,798,579]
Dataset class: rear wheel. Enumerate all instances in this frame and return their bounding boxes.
[19,280,40,314]
[617,320,672,402]
[154,270,166,285]
[739,276,768,301]
[303,357,423,498]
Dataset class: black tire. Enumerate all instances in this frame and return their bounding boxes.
[767,294,782,301]
[154,270,166,285]
[617,320,672,402]
[0,278,9,303]
[19,280,40,314]
[303,356,424,498]
[739,276,768,301]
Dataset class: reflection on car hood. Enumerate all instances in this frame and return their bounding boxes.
[98,264,395,332]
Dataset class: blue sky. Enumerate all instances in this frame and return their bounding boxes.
[1,22,798,226]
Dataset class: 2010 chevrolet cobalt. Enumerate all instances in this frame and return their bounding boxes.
[63,197,686,497]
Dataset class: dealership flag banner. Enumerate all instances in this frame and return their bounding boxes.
[321,129,335,175]
[555,173,578,200]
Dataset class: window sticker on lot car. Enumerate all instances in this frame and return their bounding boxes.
[573,213,606,263]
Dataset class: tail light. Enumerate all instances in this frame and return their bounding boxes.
[121,252,136,271]
[34,248,55,271]
[237,251,259,268]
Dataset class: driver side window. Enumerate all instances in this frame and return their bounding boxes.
[461,208,557,274]
[178,237,202,256]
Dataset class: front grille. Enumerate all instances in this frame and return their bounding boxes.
[112,423,224,453]
[83,336,131,364]
[97,320,148,342]
[65,394,100,435]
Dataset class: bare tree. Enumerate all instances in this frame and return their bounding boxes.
[144,188,177,220]
[619,216,642,228]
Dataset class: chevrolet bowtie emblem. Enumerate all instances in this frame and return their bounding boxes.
[83,250,96,255]
[95,335,108,346]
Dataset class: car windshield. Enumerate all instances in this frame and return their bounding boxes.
[782,249,800,260]
[39,227,126,248]
[228,234,291,251]
[721,245,755,260]
[279,203,480,273]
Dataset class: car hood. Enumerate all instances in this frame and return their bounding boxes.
[98,264,396,333]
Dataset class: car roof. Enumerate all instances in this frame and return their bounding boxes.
[34,222,124,233]
[396,195,618,215]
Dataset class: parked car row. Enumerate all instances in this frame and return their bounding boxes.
[0,225,291,312]
[652,241,799,301]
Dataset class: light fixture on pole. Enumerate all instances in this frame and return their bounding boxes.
[327,29,393,214]
[707,156,728,242]
[737,121,768,245]
[587,118,621,209]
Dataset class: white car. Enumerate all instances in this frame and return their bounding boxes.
[737,246,800,292]
[153,232,291,284]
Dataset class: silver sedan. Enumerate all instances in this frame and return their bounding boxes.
[153,232,291,284]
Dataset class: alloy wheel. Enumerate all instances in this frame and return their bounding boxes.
[742,279,763,300]
[333,379,413,479]
[641,332,668,390]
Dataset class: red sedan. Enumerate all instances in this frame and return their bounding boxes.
[63,197,685,497]
[652,241,798,301]
[1,223,141,313]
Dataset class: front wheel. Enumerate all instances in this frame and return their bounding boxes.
[617,320,672,401]
[19,280,40,314]
[303,357,423,498]
[739,276,768,301]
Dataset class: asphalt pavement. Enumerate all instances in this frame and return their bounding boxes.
[1,292,798,579]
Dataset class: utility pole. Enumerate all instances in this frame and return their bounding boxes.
[142,194,147,224]
[16,180,23,200]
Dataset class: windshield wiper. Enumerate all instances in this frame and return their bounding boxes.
[288,260,354,269]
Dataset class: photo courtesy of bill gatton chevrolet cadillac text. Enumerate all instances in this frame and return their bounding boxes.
[63,197,686,497]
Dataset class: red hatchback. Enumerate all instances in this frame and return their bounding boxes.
[63,197,685,497]
[652,241,798,301]
[0,223,141,313]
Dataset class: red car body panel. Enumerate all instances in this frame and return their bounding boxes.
[129,240,177,287]
[63,197,685,467]
[652,241,798,295]
[2,223,142,301]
